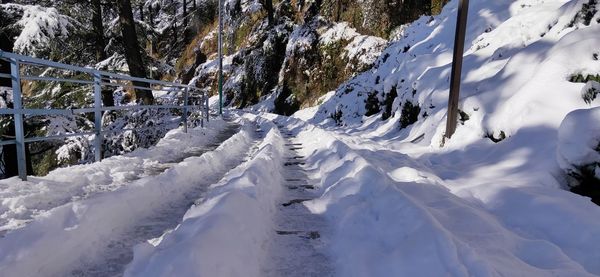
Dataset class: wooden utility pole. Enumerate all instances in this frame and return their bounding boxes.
[445,0,469,139]
[218,0,223,115]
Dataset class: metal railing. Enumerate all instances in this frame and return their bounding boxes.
[0,50,210,181]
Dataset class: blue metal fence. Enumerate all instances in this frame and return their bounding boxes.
[0,50,210,181]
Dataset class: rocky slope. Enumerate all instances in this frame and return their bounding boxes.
[179,0,450,114]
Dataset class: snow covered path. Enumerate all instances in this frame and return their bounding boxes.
[70,123,245,277]
[0,117,263,277]
[1,112,599,277]
[264,113,600,276]
[261,122,333,277]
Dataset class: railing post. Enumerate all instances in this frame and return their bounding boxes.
[205,90,209,123]
[10,59,27,181]
[218,0,223,115]
[183,87,189,133]
[93,72,102,162]
[199,90,204,128]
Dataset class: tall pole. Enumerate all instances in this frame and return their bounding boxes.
[445,0,469,139]
[93,72,103,162]
[217,0,223,115]
[10,59,28,181]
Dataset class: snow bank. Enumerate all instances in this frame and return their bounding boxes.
[0,119,253,276]
[124,116,285,277]
[558,107,600,179]
[0,119,228,233]
[270,114,600,276]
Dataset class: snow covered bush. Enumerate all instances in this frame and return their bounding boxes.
[0,4,76,57]
[557,107,600,202]
[582,80,600,104]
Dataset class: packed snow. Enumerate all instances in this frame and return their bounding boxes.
[124,114,286,277]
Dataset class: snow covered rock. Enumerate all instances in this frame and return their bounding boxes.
[558,107,600,184]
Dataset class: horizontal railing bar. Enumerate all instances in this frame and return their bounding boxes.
[102,82,204,93]
[0,50,198,90]
[98,71,190,88]
[98,105,185,112]
[22,75,95,85]
[0,73,10,79]
[101,124,181,135]
[99,82,179,92]
[1,112,204,145]
[23,131,96,143]
[0,108,73,115]
[99,82,204,94]
[1,104,204,116]
[3,54,97,75]
[0,140,16,146]
[19,116,193,143]
[99,80,192,90]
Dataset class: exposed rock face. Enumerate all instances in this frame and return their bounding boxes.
[275,19,387,114]
[321,0,449,37]
[181,0,448,114]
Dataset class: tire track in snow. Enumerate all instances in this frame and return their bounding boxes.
[68,122,264,277]
[261,122,333,277]
[0,118,265,277]
[274,115,595,276]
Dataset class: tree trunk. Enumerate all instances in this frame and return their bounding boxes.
[193,0,196,10]
[264,0,274,25]
[116,0,153,104]
[148,5,154,28]
[139,3,145,21]
[183,0,188,28]
[335,0,342,22]
[0,28,12,88]
[91,0,107,62]
[172,21,177,46]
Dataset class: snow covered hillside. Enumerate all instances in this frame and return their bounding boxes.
[302,0,600,198]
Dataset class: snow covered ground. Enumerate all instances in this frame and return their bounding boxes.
[0,109,599,276]
[0,118,247,276]
[2,0,600,276]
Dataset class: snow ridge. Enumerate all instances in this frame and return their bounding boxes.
[124,114,286,277]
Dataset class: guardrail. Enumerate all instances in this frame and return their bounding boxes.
[0,50,210,181]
